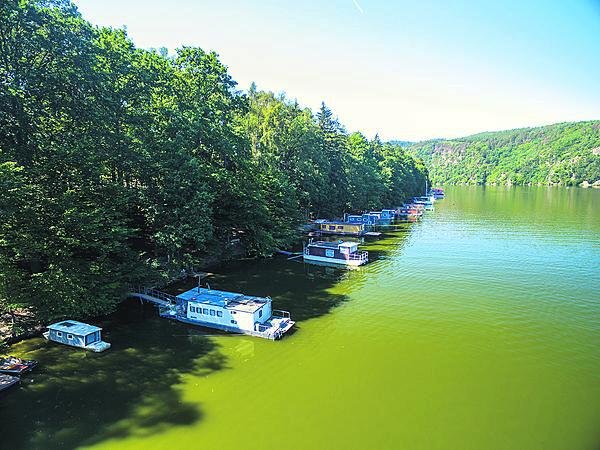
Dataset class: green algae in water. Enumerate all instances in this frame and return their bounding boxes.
[2,186,599,450]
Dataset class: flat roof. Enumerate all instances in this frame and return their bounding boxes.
[48,320,101,335]
[177,288,270,313]
[319,221,362,226]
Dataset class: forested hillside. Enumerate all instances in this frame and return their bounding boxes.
[0,0,427,325]
[409,121,600,186]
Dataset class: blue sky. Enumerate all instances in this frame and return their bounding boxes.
[73,0,600,141]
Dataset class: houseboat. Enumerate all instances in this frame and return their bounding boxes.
[0,356,38,375]
[317,221,365,236]
[159,287,294,340]
[396,205,423,221]
[303,239,369,267]
[43,321,111,352]
[0,374,19,393]
[412,196,435,210]
[430,187,445,199]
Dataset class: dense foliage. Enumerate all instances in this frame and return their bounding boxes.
[409,121,600,186]
[0,0,427,323]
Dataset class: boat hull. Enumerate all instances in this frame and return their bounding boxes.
[303,254,368,267]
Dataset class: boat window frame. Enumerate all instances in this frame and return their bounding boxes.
[67,333,74,340]
[217,311,223,317]
[56,331,63,338]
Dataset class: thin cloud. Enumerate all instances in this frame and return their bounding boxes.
[352,0,364,14]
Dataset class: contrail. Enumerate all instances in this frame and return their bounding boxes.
[352,0,364,14]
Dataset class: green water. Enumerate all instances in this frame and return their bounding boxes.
[3,186,599,450]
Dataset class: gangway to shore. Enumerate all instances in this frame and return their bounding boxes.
[128,287,177,308]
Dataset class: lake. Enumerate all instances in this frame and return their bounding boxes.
[2,186,599,450]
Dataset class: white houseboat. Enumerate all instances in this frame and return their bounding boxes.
[303,239,369,267]
[159,288,294,340]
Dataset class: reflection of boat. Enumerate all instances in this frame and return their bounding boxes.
[0,356,38,375]
[0,373,19,393]
[303,239,368,267]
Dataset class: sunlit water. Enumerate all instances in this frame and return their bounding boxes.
[2,186,599,450]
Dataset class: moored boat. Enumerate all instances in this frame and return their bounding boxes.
[43,320,111,352]
[412,196,435,210]
[0,356,38,375]
[316,221,365,236]
[158,287,294,340]
[0,373,19,393]
[430,187,444,199]
[303,239,368,267]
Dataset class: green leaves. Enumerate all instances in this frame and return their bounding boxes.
[0,0,428,324]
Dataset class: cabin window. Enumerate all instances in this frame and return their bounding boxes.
[56,331,63,338]
[326,249,335,258]
[231,320,237,324]
[329,225,336,231]
[210,310,216,316]
[259,309,263,318]
[85,333,98,345]
[217,311,223,317]
[190,306,195,313]
[67,334,74,340]
[232,311,236,314]
[203,308,209,314]
[337,225,343,230]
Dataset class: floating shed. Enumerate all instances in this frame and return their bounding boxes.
[43,320,111,352]
[317,221,365,236]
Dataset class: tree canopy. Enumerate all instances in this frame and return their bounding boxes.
[409,121,600,186]
[0,0,428,323]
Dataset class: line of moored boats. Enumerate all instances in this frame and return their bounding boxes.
[303,188,444,268]
[3,189,444,369]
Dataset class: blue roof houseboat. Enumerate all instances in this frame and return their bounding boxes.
[43,321,111,352]
[303,239,369,267]
[412,196,435,210]
[317,221,365,236]
[430,187,444,199]
[159,288,294,340]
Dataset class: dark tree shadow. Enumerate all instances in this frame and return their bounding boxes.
[1,226,415,449]
[0,301,227,450]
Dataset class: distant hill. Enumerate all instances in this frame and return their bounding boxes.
[408,121,600,187]
[387,140,415,148]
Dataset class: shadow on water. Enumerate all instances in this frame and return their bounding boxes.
[169,225,415,323]
[0,301,226,450]
[1,225,416,449]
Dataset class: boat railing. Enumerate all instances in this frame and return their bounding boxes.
[129,285,178,304]
[348,251,368,261]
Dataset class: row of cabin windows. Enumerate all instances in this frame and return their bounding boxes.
[55,331,74,340]
[189,305,223,317]
[324,225,345,231]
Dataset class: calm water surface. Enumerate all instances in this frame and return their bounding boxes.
[3,186,600,450]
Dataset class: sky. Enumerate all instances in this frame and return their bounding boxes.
[73,0,600,141]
